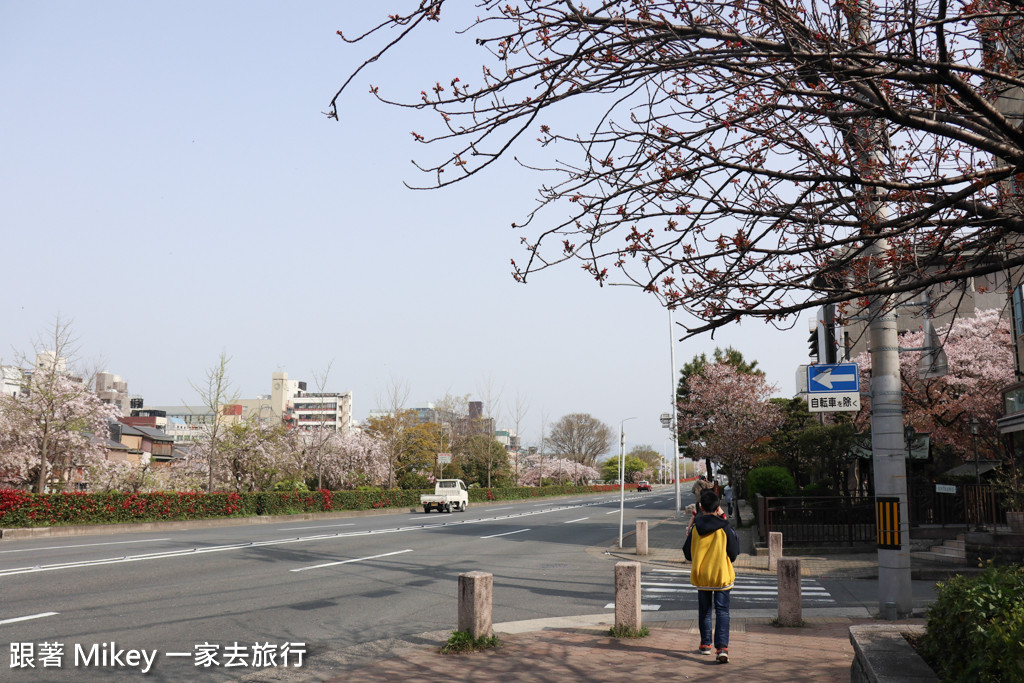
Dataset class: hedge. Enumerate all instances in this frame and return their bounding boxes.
[0,484,622,528]
[919,562,1024,682]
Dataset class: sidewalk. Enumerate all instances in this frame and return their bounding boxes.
[317,502,930,683]
[336,616,904,682]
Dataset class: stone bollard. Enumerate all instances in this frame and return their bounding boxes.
[768,531,783,572]
[636,520,649,556]
[776,558,802,626]
[458,571,493,639]
[614,561,642,632]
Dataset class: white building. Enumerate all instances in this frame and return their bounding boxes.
[1,365,24,398]
[238,371,354,433]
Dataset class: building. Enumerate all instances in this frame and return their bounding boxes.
[110,421,175,463]
[809,267,1008,365]
[95,371,137,414]
[148,371,353,436]
[1,365,24,398]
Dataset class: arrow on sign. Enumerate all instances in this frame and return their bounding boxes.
[811,366,857,389]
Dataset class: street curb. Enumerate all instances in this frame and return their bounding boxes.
[0,506,411,540]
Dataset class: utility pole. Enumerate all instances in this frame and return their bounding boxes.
[848,0,913,616]
[669,308,681,518]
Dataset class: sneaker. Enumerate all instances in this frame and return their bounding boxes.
[716,648,729,663]
[698,644,713,655]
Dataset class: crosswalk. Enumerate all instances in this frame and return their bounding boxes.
[605,569,835,611]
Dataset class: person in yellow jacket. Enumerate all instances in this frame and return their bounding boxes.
[683,489,739,663]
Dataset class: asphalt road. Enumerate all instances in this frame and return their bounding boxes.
[0,488,677,681]
[0,487,938,681]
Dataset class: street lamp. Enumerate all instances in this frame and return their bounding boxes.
[618,417,636,548]
[970,417,980,486]
[970,417,985,531]
[667,306,681,519]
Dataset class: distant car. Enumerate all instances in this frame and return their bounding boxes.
[636,480,652,492]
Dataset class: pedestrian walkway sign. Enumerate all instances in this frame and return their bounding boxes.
[806,363,861,413]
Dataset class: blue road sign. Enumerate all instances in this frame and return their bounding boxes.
[807,363,859,393]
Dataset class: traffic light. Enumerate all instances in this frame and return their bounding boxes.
[809,305,838,364]
[808,327,820,361]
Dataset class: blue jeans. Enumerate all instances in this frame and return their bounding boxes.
[697,589,731,649]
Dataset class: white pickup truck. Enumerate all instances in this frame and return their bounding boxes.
[420,479,469,513]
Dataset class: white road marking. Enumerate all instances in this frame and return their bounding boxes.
[290,549,413,572]
[0,497,628,577]
[604,603,661,611]
[0,538,171,554]
[0,612,59,625]
[605,510,620,515]
[278,523,356,531]
[480,528,531,539]
[564,517,589,524]
[484,507,513,512]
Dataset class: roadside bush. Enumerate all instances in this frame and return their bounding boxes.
[0,484,621,528]
[745,466,797,499]
[919,562,1024,683]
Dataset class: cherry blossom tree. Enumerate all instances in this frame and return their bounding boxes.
[316,430,391,490]
[89,458,156,493]
[677,362,784,520]
[333,2,1023,338]
[518,453,600,485]
[855,308,1013,459]
[149,453,207,492]
[0,321,120,492]
[221,420,293,492]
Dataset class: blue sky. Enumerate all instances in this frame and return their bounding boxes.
[0,3,810,457]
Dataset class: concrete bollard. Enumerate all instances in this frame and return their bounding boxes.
[776,558,802,626]
[768,531,783,572]
[458,571,493,639]
[614,561,642,632]
[636,520,648,556]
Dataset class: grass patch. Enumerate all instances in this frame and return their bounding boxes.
[770,617,806,627]
[608,624,650,638]
[440,630,502,654]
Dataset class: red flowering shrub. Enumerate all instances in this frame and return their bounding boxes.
[0,485,615,528]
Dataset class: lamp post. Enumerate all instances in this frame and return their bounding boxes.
[970,417,984,531]
[618,417,636,548]
[667,307,681,519]
[970,417,980,487]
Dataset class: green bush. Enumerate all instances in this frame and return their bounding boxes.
[920,563,1024,683]
[801,482,830,496]
[745,466,797,499]
[272,479,309,492]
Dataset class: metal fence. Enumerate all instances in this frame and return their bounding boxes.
[758,485,1007,545]
[756,494,876,545]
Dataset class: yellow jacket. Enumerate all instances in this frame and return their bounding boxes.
[683,513,738,591]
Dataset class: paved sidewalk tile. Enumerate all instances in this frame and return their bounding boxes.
[333,618,903,683]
